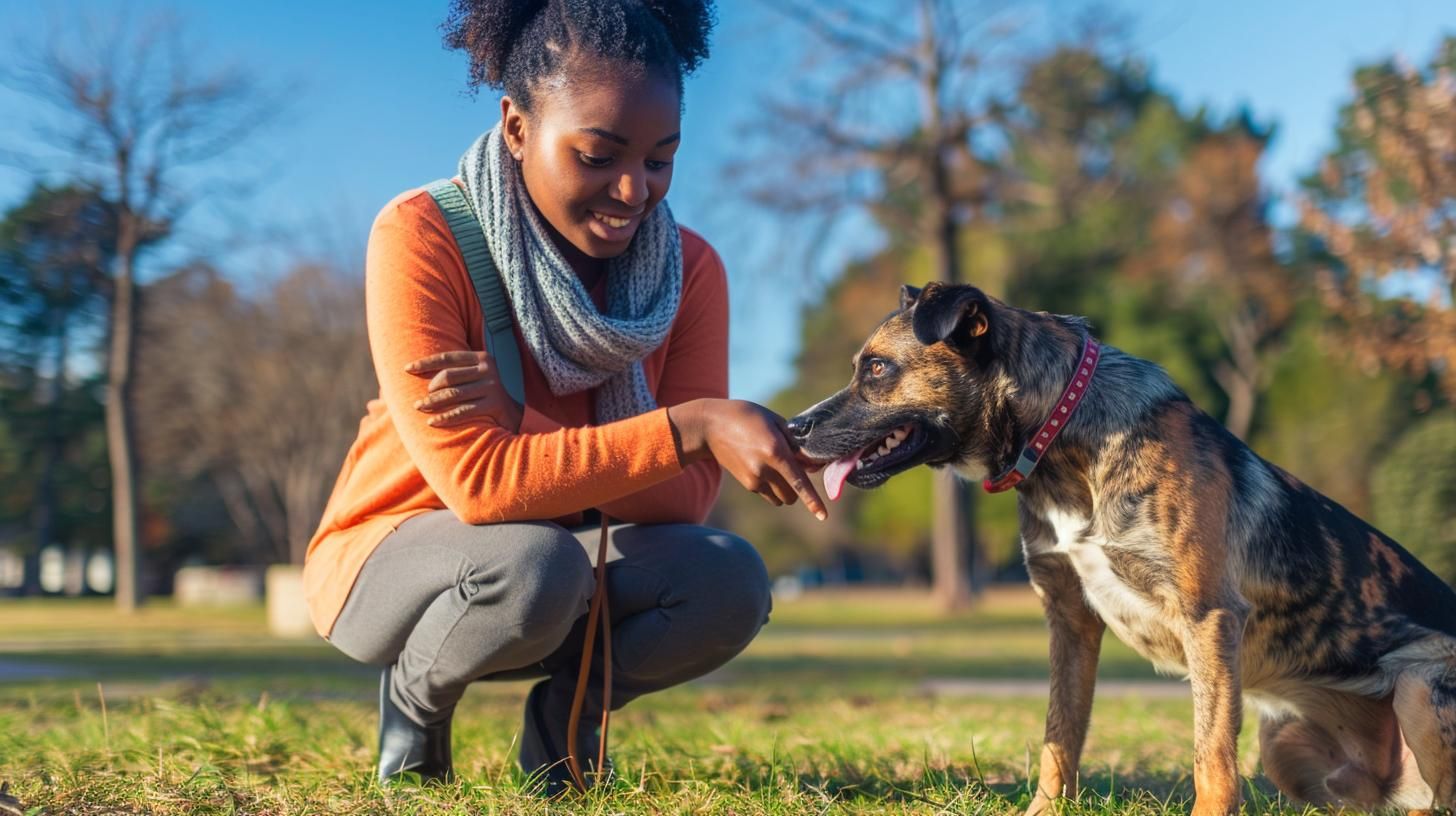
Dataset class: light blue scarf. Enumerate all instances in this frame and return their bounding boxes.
[457,125,683,423]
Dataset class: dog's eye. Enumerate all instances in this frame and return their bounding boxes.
[869,359,886,377]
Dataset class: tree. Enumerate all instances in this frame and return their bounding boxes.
[4,14,280,608]
[0,183,115,592]
[135,262,374,565]
[994,44,1171,313]
[1372,412,1456,588]
[1301,36,1456,400]
[1252,307,1412,517]
[1129,118,1294,440]
[737,0,1014,609]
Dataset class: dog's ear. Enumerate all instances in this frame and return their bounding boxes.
[911,282,990,351]
[899,284,921,312]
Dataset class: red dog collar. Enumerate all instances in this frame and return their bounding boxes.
[983,336,1101,493]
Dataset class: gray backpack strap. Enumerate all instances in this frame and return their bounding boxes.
[424,179,526,406]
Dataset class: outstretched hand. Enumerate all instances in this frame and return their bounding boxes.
[668,398,828,521]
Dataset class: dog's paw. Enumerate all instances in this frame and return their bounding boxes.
[1023,793,1057,816]
[1188,800,1240,816]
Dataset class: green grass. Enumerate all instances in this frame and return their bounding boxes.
[0,589,1320,814]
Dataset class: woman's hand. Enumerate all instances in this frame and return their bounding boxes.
[668,398,828,521]
[404,350,524,432]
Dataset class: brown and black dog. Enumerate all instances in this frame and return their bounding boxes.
[787,282,1456,816]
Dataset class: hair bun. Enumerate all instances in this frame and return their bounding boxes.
[442,0,549,89]
[640,0,715,74]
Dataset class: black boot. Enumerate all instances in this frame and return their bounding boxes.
[377,666,453,785]
[519,680,611,795]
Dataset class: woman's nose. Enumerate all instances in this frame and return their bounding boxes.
[615,169,648,207]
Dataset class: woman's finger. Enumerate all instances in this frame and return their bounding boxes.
[427,404,474,427]
[427,402,497,427]
[405,350,488,374]
[416,381,494,411]
[761,468,800,506]
[768,451,828,520]
[426,361,493,391]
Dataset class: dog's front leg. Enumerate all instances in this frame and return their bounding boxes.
[1026,552,1105,816]
[1184,597,1248,816]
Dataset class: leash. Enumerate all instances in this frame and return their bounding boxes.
[565,513,612,792]
[983,336,1101,493]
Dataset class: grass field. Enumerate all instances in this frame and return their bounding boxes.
[0,589,1319,815]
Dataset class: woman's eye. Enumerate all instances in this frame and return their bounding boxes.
[646,159,671,171]
[579,153,612,168]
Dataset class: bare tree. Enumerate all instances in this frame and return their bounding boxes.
[3,13,282,609]
[735,0,1016,609]
[136,262,374,565]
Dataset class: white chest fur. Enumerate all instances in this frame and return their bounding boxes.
[1038,507,1189,675]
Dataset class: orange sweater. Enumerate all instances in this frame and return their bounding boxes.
[303,185,727,636]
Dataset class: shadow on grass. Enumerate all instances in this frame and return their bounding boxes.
[723,653,1165,685]
[688,760,1292,815]
[0,647,1166,703]
[762,615,1054,636]
[0,646,376,698]
[0,644,1158,687]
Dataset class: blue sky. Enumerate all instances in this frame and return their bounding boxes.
[2,0,1454,402]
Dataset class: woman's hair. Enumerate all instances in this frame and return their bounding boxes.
[442,0,716,110]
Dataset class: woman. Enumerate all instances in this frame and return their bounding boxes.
[303,0,826,791]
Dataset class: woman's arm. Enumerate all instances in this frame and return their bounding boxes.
[368,192,685,524]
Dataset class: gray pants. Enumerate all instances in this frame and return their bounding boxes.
[329,511,772,728]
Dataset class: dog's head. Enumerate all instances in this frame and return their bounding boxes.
[788,282,1014,500]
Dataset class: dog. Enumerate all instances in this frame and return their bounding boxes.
[786,282,1456,816]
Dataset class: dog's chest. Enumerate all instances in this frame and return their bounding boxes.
[1038,508,1189,674]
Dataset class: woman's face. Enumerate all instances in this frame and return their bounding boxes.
[501,61,681,265]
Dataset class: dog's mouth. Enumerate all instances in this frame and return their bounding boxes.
[821,422,935,500]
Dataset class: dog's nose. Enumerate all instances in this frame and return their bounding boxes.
[786,413,818,440]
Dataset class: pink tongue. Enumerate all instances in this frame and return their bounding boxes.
[822,449,866,502]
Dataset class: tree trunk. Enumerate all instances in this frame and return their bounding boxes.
[1215,310,1262,442]
[932,469,974,609]
[1221,369,1257,442]
[927,190,977,609]
[107,224,142,612]
[918,0,978,611]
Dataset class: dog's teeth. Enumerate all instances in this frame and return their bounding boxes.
[877,444,890,456]
[891,427,907,442]
[886,436,901,450]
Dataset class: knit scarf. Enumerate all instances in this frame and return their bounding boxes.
[457,125,683,423]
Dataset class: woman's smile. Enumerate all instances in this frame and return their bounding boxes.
[588,208,642,242]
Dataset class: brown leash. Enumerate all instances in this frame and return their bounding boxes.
[565,513,612,792]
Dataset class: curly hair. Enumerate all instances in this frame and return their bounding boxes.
[441,0,716,110]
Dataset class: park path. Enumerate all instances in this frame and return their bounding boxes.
[919,678,1187,698]
[0,653,1192,699]
[0,662,78,681]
